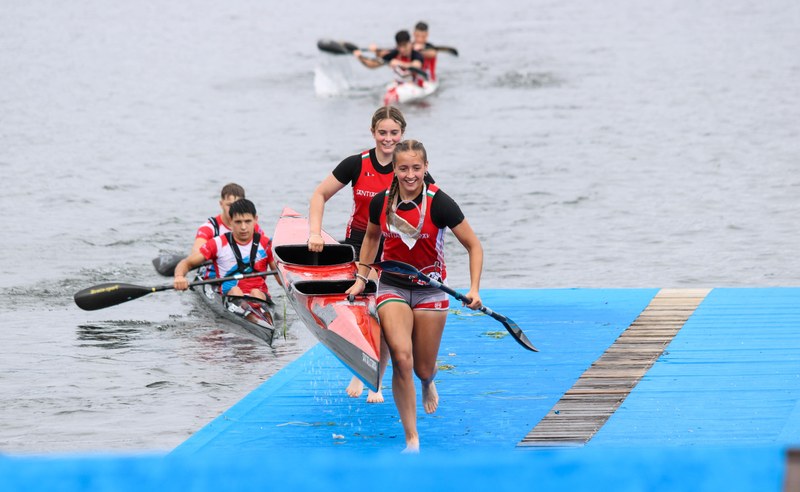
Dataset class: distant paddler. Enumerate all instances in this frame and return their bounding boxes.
[354,30,426,86]
[411,21,459,81]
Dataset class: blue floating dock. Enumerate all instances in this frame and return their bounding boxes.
[2,288,799,491]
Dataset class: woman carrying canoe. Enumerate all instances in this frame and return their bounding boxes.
[308,106,432,403]
[346,140,484,453]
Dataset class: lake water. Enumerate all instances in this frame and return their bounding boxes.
[1,0,798,453]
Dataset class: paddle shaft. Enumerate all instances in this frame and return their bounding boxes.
[357,54,428,80]
[371,260,538,352]
[186,270,277,288]
[425,276,504,322]
[317,40,428,80]
[74,270,278,311]
[422,274,537,352]
[326,40,457,57]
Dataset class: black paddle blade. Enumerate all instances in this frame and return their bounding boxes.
[435,46,459,56]
[152,253,185,277]
[74,283,155,311]
[317,39,350,55]
[497,314,538,352]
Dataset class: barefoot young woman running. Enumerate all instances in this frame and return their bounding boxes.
[346,140,483,452]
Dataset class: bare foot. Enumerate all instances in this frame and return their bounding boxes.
[346,376,364,398]
[366,388,384,403]
[422,381,439,414]
[402,437,420,454]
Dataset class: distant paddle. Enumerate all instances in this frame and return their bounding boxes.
[317,39,353,55]
[371,260,538,352]
[317,39,458,57]
[74,270,278,311]
[316,39,429,81]
[427,43,458,56]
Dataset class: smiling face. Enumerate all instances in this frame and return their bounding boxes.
[393,149,428,200]
[230,212,257,244]
[372,118,404,158]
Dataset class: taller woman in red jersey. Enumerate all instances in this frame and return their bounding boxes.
[308,106,409,404]
[347,140,484,453]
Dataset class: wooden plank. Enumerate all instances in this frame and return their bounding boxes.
[785,449,800,492]
[518,288,711,447]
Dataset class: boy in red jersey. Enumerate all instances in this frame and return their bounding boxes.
[174,199,278,300]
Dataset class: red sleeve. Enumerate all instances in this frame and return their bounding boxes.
[199,237,219,260]
[195,223,213,240]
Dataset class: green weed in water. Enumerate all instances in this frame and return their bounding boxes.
[483,331,508,339]
[449,308,486,318]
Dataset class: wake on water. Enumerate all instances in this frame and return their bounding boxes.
[314,55,389,98]
[314,56,353,96]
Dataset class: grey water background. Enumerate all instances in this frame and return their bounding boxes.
[1,0,798,453]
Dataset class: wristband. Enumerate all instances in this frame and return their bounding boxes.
[354,273,369,283]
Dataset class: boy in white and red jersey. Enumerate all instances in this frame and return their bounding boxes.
[174,199,278,300]
[192,183,265,256]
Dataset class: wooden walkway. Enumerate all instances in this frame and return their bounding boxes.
[519,288,711,447]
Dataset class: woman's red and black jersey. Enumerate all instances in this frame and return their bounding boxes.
[369,184,464,289]
[336,149,394,238]
[332,148,435,241]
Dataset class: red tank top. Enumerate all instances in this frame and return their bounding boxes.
[346,150,394,238]
[422,56,437,81]
[379,184,447,283]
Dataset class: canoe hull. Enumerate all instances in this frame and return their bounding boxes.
[383,79,439,105]
[192,269,277,346]
[272,207,381,391]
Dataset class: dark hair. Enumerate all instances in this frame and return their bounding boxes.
[395,30,411,45]
[228,198,257,218]
[370,106,407,133]
[414,22,428,32]
[220,183,246,200]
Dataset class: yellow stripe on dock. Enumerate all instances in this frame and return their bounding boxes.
[518,288,711,447]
